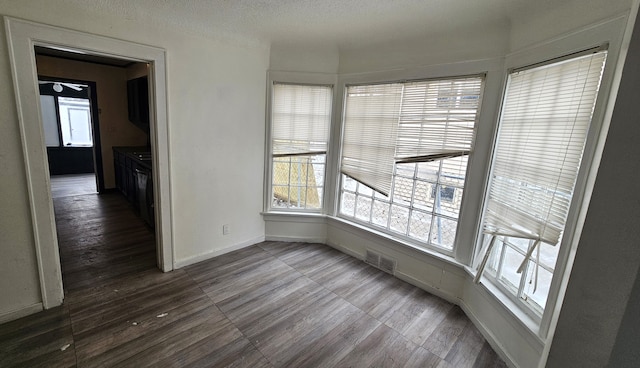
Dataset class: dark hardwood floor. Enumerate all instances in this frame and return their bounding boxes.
[50,174,97,199]
[0,191,506,367]
[55,192,157,292]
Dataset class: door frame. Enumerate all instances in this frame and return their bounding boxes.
[5,17,174,309]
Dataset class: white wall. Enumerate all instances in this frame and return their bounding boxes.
[508,0,633,51]
[0,1,269,319]
[167,34,268,264]
[270,41,339,73]
[337,21,510,74]
[608,266,640,367]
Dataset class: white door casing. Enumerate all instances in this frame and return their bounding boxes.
[4,17,174,308]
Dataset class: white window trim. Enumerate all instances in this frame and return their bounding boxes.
[480,237,548,324]
[264,71,338,214]
[333,59,505,263]
[474,14,629,339]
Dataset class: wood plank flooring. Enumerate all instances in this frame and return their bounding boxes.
[54,193,157,292]
[0,192,506,367]
[50,174,97,198]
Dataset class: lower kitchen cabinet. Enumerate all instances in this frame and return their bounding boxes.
[113,146,154,228]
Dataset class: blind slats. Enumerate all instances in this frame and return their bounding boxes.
[341,77,483,196]
[396,78,482,164]
[483,51,607,245]
[272,83,332,156]
[341,83,403,195]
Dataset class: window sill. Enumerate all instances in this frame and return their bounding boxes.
[261,211,327,222]
[262,210,462,267]
[327,215,463,268]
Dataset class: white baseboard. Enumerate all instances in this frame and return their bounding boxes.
[265,235,328,243]
[325,239,362,258]
[327,239,461,305]
[459,299,518,368]
[0,303,43,324]
[395,271,461,306]
[174,236,265,269]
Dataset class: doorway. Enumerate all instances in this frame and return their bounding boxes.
[35,51,159,293]
[6,17,173,309]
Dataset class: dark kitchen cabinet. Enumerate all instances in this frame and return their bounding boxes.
[113,146,154,228]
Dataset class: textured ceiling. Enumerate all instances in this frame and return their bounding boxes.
[61,0,525,47]
[157,0,520,46]
[55,0,633,49]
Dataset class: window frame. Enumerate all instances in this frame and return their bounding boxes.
[264,71,338,214]
[475,43,619,337]
[57,96,93,147]
[38,79,93,148]
[323,60,504,266]
[481,236,556,323]
[334,74,487,256]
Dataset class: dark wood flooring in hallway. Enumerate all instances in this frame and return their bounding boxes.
[50,174,97,199]
[55,193,157,292]
[0,191,506,367]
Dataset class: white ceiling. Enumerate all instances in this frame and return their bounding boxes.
[153,0,521,47]
[62,0,632,49]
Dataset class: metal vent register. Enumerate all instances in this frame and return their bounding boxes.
[364,250,396,275]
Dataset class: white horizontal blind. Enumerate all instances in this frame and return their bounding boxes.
[396,78,482,163]
[483,51,607,245]
[40,95,60,147]
[342,78,483,196]
[341,83,403,195]
[272,83,332,157]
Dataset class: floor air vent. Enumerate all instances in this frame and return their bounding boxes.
[379,256,396,274]
[365,250,380,267]
[364,249,396,275]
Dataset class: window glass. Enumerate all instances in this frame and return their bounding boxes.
[477,50,608,315]
[270,84,332,210]
[58,97,92,146]
[338,76,483,252]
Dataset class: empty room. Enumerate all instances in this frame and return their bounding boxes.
[1,1,639,367]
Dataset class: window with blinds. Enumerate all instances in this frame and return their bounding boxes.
[476,49,608,314]
[339,76,483,251]
[271,83,332,210]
